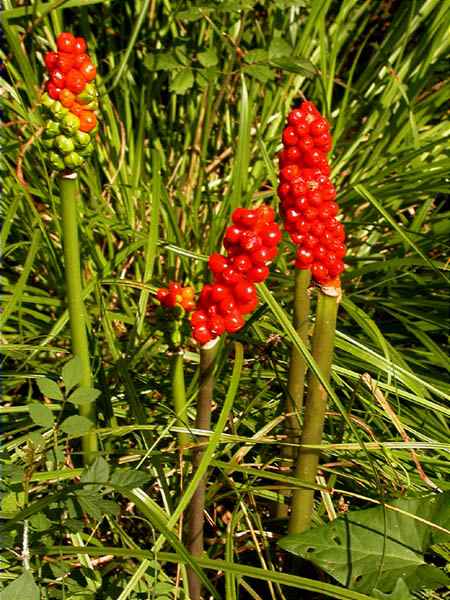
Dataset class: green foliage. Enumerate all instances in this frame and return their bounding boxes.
[280,492,450,595]
[0,571,40,600]
[1,0,449,598]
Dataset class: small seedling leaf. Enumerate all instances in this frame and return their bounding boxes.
[0,570,40,600]
[37,377,63,400]
[60,416,93,437]
[29,402,54,428]
[62,356,83,392]
[170,69,194,94]
[68,386,101,406]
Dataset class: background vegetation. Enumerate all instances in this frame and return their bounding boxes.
[1,0,449,598]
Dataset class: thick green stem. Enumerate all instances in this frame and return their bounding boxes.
[59,173,98,464]
[171,350,189,451]
[277,269,311,518]
[186,339,218,600]
[288,290,338,534]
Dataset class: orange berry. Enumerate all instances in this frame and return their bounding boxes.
[79,110,97,132]
[60,89,75,108]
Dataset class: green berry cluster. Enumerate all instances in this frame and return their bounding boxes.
[40,89,98,171]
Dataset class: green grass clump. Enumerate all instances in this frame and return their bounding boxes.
[1,1,449,598]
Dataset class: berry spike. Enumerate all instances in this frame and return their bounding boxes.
[191,205,282,345]
[40,32,99,172]
[278,100,345,288]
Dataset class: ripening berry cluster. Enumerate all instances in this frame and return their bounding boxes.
[156,282,196,313]
[278,100,346,286]
[39,32,99,171]
[190,206,282,345]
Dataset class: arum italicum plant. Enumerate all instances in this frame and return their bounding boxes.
[186,205,282,599]
[39,32,99,464]
[278,100,345,533]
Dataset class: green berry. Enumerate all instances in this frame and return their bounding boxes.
[48,151,65,171]
[44,120,61,138]
[74,131,91,148]
[76,83,96,104]
[82,100,99,111]
[51,102,69,121]
[77,142,94,157]
[64,152,84,170]
[41,93,56,111]
[55,135,75,154]
[41,137,55,150]
[61,113,81,136]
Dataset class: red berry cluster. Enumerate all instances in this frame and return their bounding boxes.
[44,32,97,132]
[278,100,346,286]
[191,206,282,345]
[156,282,196,312]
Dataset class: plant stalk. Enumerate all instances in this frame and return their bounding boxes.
[186,339,218,600]
[59,173,98,464]
[171,350,189,451]
[277,269,311,518]
[288,289,339,534]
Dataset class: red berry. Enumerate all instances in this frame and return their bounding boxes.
[57,52,75,73]
[221,268,242,286]
[208,315,225,336]
[299,136,314,153]
[74,53,90,68]
[191,311,208,327]
[73,37,87,54]
[248,266,269,282]
[57,32,76,54]
[296,248,314,266]
[239,231,262,252]
[224,312,245,333]
[313,244,327,260]
[232,208,257,229]
[310,118,329,137]
[193,325,212,345]
[280,165,300,182]
[260,224,282,247]
[211,284,231,303]
[156,288,169,303]
[224,225,242,245]
[315,132,332,152]
[278,183,291,200]
[232,254,252,272]
[287,108,303,125]
[282,126,298,146]
[44,51,58,70]
[209,253,229,274]
[50,69,66,87]
[295,119,309,137]
[311,263,329,283]
[239,296,258,314]
[79,60,96,82]
[285,146,302,163]
[219,298,237,315]
[66,69,86,94]
[234,282,256,303]
[46,81,62,99]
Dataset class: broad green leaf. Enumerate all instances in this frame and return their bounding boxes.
[28,402,54,428]
[270,57,317,77]
[373,578,411,599]
[268,37,292,59]
[29,512,52,532]
[67,386,101,406]
[170,69,194,94]
[110,468,151,489]
[60,416,93,437]
[242,64,275,83]
[279,492,450,594]
[37,377,63,401]
[198,46,218,68]
[80,457,110,487]
[0,571,40,600]
[76,494,119,521]
[62,356,82,392]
